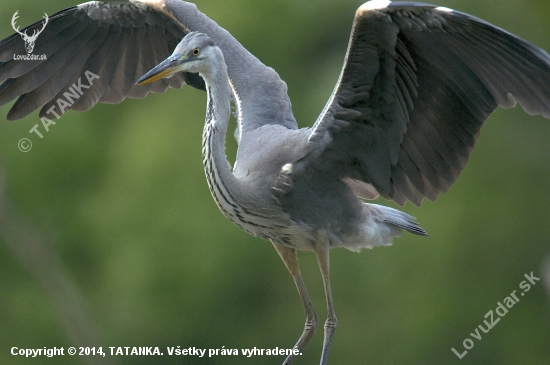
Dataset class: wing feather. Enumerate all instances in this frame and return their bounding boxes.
[16,26,115,120]
[0,0,295,130]
[0,1,202,120]
[301,1,550,206]
[97,26,136,104]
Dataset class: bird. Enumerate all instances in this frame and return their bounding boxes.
[2,0,550,363]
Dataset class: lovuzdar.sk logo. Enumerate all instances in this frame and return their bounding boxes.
[11,10,48,61]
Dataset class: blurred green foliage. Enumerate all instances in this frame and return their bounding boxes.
[1,0,550,364]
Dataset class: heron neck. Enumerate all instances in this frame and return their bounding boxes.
[200,57,241,218]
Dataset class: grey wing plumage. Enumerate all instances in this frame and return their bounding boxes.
[302,1,550,206]
[0,0,297,131]
[0,0,204,120]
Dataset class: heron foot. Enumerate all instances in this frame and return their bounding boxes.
[319,317,338,365]
[282,314,319,365]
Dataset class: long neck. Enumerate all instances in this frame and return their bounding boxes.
[200,54,242,221]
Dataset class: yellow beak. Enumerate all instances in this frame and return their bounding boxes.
[136,55,183,85]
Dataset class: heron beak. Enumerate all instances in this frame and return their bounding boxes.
[136,55,185,85]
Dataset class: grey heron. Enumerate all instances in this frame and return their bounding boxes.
[2,0,550,364]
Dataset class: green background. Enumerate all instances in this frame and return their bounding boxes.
[1,0,549,364]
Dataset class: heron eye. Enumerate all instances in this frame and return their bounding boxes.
[193,48,200,56]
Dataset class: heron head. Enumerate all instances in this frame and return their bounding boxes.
[136,32,216,85]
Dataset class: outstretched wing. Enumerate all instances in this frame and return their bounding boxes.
[302,1,550,206]
[0,0,298,132]
[0,0,206,121]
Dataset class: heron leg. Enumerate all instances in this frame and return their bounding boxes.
[272,242,318,365]
[313,231,337,365]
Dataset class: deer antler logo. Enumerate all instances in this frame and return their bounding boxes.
[11,11,49,54]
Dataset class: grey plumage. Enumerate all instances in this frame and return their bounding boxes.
[2,1,550,364]
[0,1,201,119]
[306,2,550,207]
